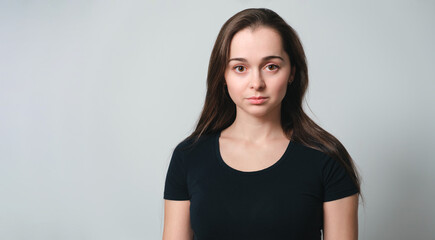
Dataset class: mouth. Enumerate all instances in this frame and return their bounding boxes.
[247,97,268,104]
[247,96,267,100]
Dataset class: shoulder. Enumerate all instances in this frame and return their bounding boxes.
[173,132,217,157]
[291,140,331,164]
[290,140,349,176]
[170,133,217,172]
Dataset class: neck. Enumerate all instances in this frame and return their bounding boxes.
[223,104,286,143]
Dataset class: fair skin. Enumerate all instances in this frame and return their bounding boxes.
[323,194,359,240]
[219,26,295,171]
[162,200,193,240]
[163,25,358,240]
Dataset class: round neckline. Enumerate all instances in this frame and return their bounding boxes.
[214,131,294,175]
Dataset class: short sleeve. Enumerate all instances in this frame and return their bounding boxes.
[163,146,190,200]
[322,156,359,202]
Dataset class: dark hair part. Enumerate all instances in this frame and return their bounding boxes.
[183,8,363,204]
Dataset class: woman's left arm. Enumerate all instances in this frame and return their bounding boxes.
[323,193,359,240]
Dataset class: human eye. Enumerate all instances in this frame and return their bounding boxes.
[233,65,246,73]
[265,64,280,71]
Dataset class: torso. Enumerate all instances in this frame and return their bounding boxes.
[219,129,292,172]
[164,130,358,239]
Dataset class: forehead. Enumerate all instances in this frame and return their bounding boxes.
[229,26,286,59]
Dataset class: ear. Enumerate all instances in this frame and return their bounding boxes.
[289,66,296,83]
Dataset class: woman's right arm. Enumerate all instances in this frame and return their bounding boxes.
[162,199,193,240]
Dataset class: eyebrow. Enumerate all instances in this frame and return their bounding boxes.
[228,55,285,63]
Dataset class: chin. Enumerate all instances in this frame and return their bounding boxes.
[250,104,281,116]
[245,108,273,118]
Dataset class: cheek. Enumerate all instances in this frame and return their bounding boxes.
[225,75,245,100]
[226,84,243,102]
[273,77,290,99]
[276,85,288,100]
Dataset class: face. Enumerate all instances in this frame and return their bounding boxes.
[224,26,295,118]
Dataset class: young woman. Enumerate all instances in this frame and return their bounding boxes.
[163,8,362,240]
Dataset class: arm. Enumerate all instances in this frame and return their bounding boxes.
[162,200,194,240]
[323,193,359,240]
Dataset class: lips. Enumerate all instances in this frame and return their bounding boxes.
[247,96,268,104]
[247,96,267,100]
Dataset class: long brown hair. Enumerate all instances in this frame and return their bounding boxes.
[183,8,363,203]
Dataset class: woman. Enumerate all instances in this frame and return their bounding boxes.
[163,8,362,240]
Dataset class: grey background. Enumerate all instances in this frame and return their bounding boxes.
[1,0,434,239]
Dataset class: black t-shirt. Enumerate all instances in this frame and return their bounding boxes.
[163,131,359,240]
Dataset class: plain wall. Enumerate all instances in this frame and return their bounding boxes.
[1,0,434,239]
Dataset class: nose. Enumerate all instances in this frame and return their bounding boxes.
[249,69,265,90]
